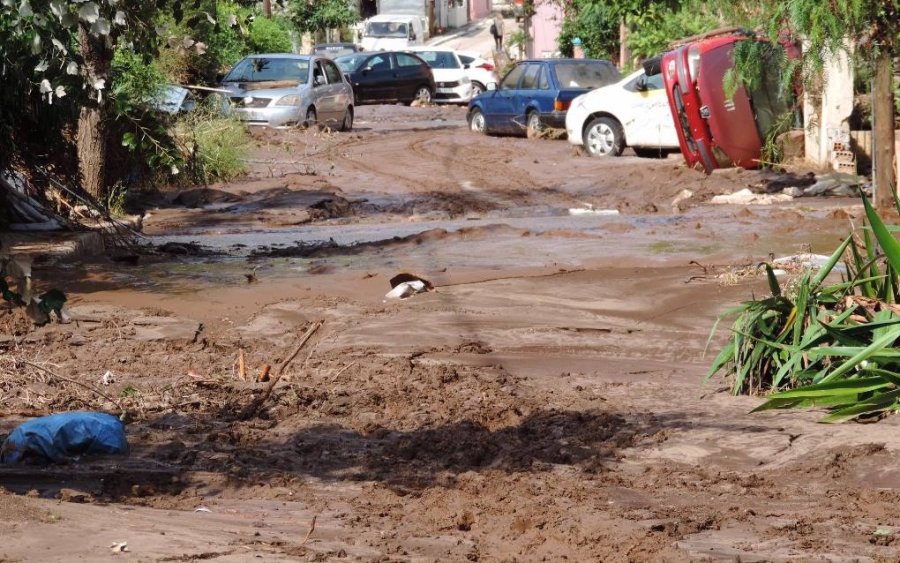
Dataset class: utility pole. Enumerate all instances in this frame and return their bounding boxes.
[873,49,897,211]
[263,0,272,18]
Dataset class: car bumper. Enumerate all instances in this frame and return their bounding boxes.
[433,83,472,103]
[232,106,302,127]
[542,112,568,130]
[565,102,589,146]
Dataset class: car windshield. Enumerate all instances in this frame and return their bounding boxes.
[224,57,309,83]
[552,62,619,89]
[334,55,368,73]
[413,51,459,69]
[366,21,408,38]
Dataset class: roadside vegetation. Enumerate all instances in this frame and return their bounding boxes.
[0,0,356,214]
[707,195,900,422]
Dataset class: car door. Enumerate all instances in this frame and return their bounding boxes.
[310,60,334,122]
[323,59,349,122]
[482,63,525,133]
[355,53,394,102]
[621,71,675,147]
[513,63,546,126]
[394,53,429,101]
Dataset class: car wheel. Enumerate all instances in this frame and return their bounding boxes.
[304,106,318,129]
[468,108,487,134]
[339,106,353,132]
[471,81,485,97]
[409,85,432,105]
[525,111,543,139]
[583,116,624,156]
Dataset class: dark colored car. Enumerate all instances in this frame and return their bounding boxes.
[466,58,619,137]
[312,42,362,59]
[334,51,436,105]
[661,29,795,173]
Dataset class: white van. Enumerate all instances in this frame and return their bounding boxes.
[360,14,426,51]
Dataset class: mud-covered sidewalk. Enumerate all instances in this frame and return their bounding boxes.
[2,105,897,563]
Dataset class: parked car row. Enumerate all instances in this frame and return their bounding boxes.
[466,28,798,174]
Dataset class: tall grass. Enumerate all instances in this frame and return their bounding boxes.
[707,195,900,422]
[174,102,248,186]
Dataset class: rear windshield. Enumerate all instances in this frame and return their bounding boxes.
[366,21,408,37]
[224,58,309,83]
[412,51,460,69]
[553,62,619,89]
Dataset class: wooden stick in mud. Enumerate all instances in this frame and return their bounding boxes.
[238,349,246,381]
[238,321,322,419]
[277,320,322,376]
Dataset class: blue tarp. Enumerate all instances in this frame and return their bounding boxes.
[0,412,129,465]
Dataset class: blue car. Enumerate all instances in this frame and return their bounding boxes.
[467,58,619,137]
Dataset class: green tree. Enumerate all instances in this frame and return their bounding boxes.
[288,0,359,38]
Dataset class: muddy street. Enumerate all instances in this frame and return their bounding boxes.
[2,104,898,563]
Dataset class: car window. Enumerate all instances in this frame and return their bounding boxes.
[500,64,525,90]
[413,50,460,69]
[538,65,550,89]
[552,61,619,88]
[624,72,664,92]
[334,54,367,73]
[312,61,326,86]
[520,64,541,89]
[367,21,408,38]
[324,60,342,84]
[395,53,424,68]
[459,54,475,65]
[366,54,393,71]
[224,57,310,83]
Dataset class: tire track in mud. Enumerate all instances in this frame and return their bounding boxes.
[327,127,547,217]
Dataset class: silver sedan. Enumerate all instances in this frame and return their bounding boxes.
[221,54,354,130]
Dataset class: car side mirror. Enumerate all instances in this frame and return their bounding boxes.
[635,76,648,91]
[486,82,497,91]
[464,64,470,69]
[410,32,417,41]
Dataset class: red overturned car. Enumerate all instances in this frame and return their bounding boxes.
[661,28,798,174]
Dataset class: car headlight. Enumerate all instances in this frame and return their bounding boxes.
[274,95,302,107]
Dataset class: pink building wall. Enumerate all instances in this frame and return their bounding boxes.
[528,1,562,58]
[469,0,491,22]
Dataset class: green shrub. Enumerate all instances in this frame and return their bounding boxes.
[174,104,248,185]
[249,16,294,53]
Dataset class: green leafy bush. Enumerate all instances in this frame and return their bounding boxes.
[708,195,900,422]
[249,16,294,54]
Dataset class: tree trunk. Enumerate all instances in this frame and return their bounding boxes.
[77,106,105,201]
[77,25,111,202]
[619,19,630,69]
[873,48,897,211]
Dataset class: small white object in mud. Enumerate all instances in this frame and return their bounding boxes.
[385,272,435,300]
[101,370,115,386]
[568,203,619,216]
[385,280,427,300]
[772,253,847,274]
[194,506,212,513]
[710,188,794,205]
[109,541,129,553]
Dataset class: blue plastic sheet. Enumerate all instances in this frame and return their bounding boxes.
[0,412,129,465]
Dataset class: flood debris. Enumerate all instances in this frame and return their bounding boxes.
[568,204,619,216]
[109,542,129,553]
[710,188,794,205]
[386,273,435,300]
[0,412,129,465]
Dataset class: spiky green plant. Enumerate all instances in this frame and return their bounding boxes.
[707,195,900,422]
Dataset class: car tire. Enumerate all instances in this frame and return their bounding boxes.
[339,106,353,132]
[409,85,433,105]
[468,108,487,135]
[471,81,485,97]
[525,111,543,139]
[304,106,318,129]
[583,116,624,156]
